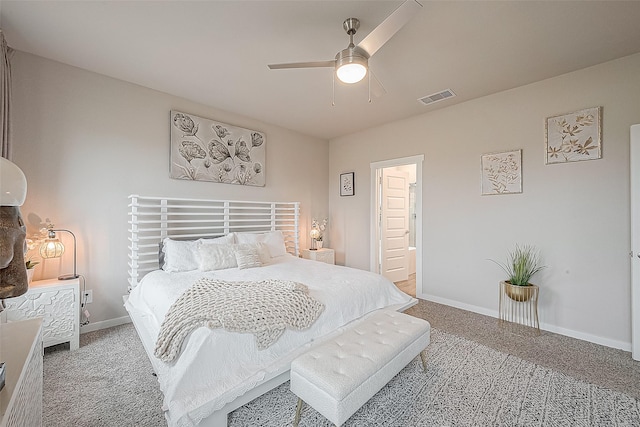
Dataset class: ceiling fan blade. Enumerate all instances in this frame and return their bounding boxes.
[357,0,423,58]
[268,60,335,70]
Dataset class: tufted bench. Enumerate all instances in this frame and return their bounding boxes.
[290,309,431,426]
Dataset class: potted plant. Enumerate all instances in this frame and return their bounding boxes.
[491,244,545,301]
[25,258,39,284]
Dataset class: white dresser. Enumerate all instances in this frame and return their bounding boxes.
[301,248,335,265]
[2,278,80,350]
[0,318,43,427]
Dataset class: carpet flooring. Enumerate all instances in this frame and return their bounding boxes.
[43,299,640,426]
[44,323,165,426]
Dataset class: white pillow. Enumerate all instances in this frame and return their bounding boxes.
[198,243,237,271]
[236,231,287,257]
[199,233,235,245]
[197,242,270,271]
[235,247,262,270]
[161,234,235,272]
[162,238,199,272]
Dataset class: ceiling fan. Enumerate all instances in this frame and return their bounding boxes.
[268,0,422,95]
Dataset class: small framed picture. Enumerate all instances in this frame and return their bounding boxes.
[481,149,522,195]
[340,172,355,196]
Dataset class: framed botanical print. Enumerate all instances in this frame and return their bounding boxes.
[170,110,266,186]
[340,172,355,196]
[481,149,522,195]
[545,106,602,164]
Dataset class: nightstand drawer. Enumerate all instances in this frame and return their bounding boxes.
[301,248,335,265]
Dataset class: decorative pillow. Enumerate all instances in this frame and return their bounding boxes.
[235,247,262,270]
[198,243,238,271]
[236,231,287,257]
[161,234,236,272]
[235,242,271,264]
[161,238,199,272]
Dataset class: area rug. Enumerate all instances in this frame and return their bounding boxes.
[44,324,639,426]
[229,329,640,426]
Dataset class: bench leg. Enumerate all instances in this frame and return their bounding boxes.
[293,397,303,427]
[419,349,428,372]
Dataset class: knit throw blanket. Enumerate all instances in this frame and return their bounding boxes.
[154,278,325,363]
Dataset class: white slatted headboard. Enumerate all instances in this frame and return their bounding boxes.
[128,195,300,289]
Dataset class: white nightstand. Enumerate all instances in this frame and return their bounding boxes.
[2,278,80,350]
[301,248,335,265]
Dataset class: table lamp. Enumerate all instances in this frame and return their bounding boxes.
[310,228,320,251]
[0,157,29,392]
[0,157,28,298]
[40,226,79,280]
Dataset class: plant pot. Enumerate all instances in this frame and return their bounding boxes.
[316,240,323,249]
[501,281,537,302]
[26,268,34,284]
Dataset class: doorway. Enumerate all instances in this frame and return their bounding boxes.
[370,155,424,298]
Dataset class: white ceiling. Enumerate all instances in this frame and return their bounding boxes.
[2,1,640,140]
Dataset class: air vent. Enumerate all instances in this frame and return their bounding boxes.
[417,89,456,106]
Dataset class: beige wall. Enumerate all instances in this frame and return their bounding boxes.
[11,51,329,330]
[329,53,640,350]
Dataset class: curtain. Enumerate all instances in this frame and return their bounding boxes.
[0,30,13,160]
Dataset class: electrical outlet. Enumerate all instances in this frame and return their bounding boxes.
[83,290,93,304]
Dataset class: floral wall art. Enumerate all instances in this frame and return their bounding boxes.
[340,172,355,196]
[545,106,602,164]
[481,149,522,195]
[170,111,266,186]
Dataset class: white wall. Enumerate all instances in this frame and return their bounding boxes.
[11,51,329,329]
[329,53,640,350]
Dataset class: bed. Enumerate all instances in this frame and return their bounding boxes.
[124,195,416,427]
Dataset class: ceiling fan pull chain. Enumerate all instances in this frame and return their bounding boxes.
[332,72,336,107]
[368,72,372,103]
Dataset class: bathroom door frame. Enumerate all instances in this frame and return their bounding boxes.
[370,154,424,297]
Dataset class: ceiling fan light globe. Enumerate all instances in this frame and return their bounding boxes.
[336,63,367,84]
[335,46,368,84]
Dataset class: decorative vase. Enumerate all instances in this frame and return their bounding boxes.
[316,240,323,249]
[501,280,537,302]
[26,268,34,284]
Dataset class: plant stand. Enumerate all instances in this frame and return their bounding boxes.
[498,281,540,335]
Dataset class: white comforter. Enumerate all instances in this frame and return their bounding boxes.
[125,254,413,426]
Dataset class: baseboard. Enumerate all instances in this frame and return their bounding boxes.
[538,322,631,352]
[417,292,632,352]
[80,315,132,333]
[419,293,498,319]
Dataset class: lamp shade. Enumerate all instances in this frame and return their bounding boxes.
[39,228,78,280]
[0,157,27,206]
[310,228,320,240]
[40,238,65,259]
